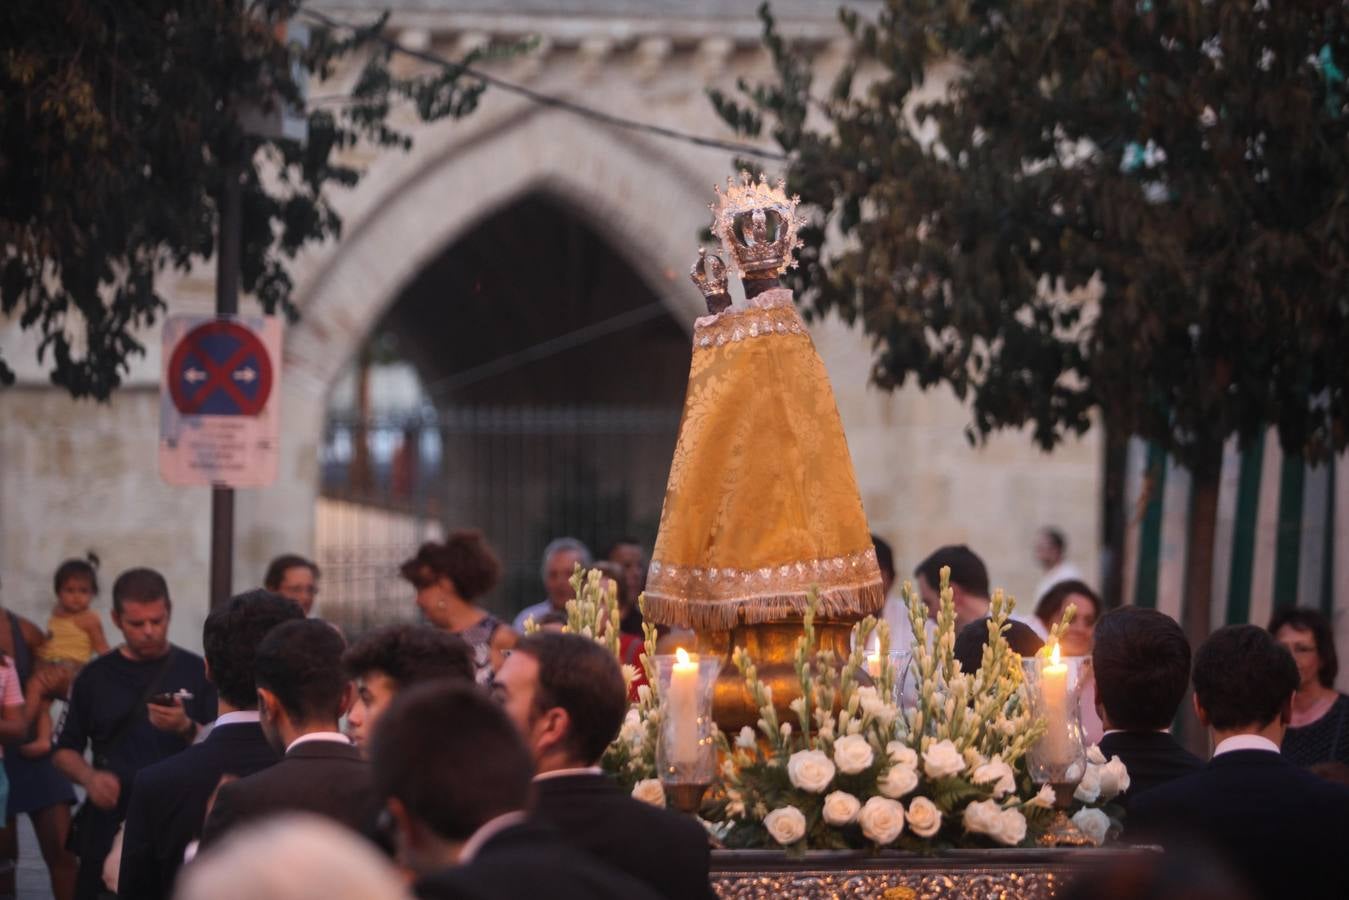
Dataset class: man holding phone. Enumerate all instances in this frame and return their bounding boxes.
[52,568,215,900]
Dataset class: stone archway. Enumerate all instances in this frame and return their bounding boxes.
[232,103,728,584]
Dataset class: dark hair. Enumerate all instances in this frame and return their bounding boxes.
[343,624,475,687]
[1041,528,1066,553]
[1035,580,1101,628]
[203,590,305,709]
[1268,607,1338,688]
[604,538,643,558]
[1093,607,1192,731]
[54,555,100,596]
[954,617,1044,675]
[254,619,349,724]
[111,568,171,615]
[513,632,627,766]
[372,681,532,841]
[399,530,501,601]
[1193,625,1299,731]
[871,534,895,583]
[913,545,989,598]
[263,554,320,591]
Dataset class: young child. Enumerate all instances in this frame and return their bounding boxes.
[21,557,109,757]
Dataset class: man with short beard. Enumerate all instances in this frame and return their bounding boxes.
[53,568,216,900]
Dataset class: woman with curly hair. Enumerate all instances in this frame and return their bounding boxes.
[400,531,516,684]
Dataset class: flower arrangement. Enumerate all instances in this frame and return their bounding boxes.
[557,564,1128,850]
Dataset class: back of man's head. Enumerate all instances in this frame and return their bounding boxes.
[254,619,348,725]
[204,590,305,709]
[112,567,171,615]
[1093,607,1191,731]
[914,545,989,598]
[342,624,475,687]
[372,681,532,842]
[954,617,1044,675]
[1193,624,1299,731]
[871,534,895,591]
[514,631,626,766]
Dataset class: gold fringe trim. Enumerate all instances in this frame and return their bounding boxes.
[643,579,886,632]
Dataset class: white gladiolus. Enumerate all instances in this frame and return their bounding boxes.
[736,726,757,749]
[1028,784,1057,809]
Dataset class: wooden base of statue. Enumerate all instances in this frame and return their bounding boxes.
[695,618,857,734]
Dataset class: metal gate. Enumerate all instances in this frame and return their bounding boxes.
[317,404,680,631]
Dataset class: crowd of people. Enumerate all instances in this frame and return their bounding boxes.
[0,527,1344,899]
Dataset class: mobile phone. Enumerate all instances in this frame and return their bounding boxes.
[149,690,193,707]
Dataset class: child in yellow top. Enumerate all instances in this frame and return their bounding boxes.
[22,557,109,757]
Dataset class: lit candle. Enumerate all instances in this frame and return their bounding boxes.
[668,648,700,769]
[1040,642,1072,768]
[866,648,882,679]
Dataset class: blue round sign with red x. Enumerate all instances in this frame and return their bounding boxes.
[167,320,273,416]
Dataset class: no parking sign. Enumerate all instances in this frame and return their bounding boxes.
[159,315,281,487]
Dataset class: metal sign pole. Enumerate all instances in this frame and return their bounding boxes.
[210,163,242,610]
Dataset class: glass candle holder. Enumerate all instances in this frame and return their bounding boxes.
[1021,648,1090,785]
[655,649,722,788]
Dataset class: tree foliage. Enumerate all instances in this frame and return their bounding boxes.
[1,0,501,399]
[711,0,1349,470]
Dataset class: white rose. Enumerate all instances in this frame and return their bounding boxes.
[992,809,1027,846]
[858,796,906,845]
[822,790,862,826]
[1074,765,1102,803]
[1098,756,1131,801]
[736,726,757,749]
[971,756,1016,799]
[905,796,942,838]
[1071,807,1111,846]
[962,799,1003,838]
[923,739,966,779]
[878,763,919,799]
[763,806,807,846]
[1086,744,1107,765]
[886,742,918,769]
[631,779,666,808]
[833,734,875,775]
[1064,761,1084,782]
[1028,784,1057,809]
[787,749,836,794]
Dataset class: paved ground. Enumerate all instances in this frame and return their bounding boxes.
[4,814,56,900]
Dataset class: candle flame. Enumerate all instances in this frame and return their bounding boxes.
[676,647,690,664]
[1049,642,1061,666]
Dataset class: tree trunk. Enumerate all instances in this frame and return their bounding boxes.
[1178,441,1223,755]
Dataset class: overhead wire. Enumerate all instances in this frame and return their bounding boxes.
[297,5,789,162]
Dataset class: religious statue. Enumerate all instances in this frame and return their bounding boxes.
[645,173,884,729]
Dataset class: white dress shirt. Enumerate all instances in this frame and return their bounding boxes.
[1213,734,1281,756]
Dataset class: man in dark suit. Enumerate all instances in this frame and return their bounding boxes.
[1092,606,1202,803]
[373,682,660,900]
[342,624,475,754]
[118,590,302,899]
[198,619,375,847]
[1130,625,1349,899]
[493,632,714,900]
